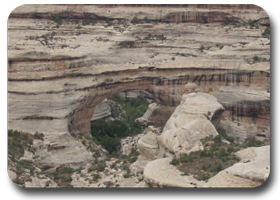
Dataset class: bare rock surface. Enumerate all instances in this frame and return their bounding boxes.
[7,4,270,170]
[25,177,58,188]
[144,145,270,188]
[118,90,156,101]
[138,126,161,159]
[8,170,17,182]
[144,157,206,188]
[206,145,270,187]
[157,119,218,157]
[91,98,111,121]
[155,83,224,157]
[70,158,147,188]
[207,38,270,60]
[163,90,225,133]
[136,103,161,126]
[120,133,143,155]
[33,133,92,169]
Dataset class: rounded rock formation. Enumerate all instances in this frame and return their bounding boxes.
[183,83,199,94]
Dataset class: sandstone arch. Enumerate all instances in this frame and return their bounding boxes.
[8,62,270,137]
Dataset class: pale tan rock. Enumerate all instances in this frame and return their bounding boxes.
[144,157,206,188]
[207,145,270,187]
[136,103,161,126]
[163,90,225,132]
[8,170,17,182]
[144,146,270,188]
[118,90,156,101]
[116,177,140,188]
[91,98,111,121]
[207,38,270,60]
[129,155,155,174]
[138,128,159,159]
[25,177,58,188]
[7,5,270,168]
[34,133,92,169]
[155,83,224,157]
[19,150,34,161]
[157,119,218,157]
[120,134,143,155]
[183,83,199,93]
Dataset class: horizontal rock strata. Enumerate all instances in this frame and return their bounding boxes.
[8,4,270,167]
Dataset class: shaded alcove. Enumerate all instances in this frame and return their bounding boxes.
[90,89,159,122]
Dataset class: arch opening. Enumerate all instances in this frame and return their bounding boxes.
[89,90,161,154]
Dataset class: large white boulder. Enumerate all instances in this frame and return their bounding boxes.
[157,83,224,157]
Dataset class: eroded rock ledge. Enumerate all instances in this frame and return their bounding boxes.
[144,145,269,188]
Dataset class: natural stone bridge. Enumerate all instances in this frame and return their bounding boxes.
[8,57,270,137]
[8,4,270,167]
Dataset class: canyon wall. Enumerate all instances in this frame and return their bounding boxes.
[8,4,270,167]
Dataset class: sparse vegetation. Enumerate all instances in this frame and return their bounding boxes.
[253,55,259,62]
[50,15,62,25]
[199,45,205,52]
[16,160,35,176]
[172,129,264,181]
[92,173,101,182]
[170,158,180,165]
[131,17,141,25]
[51,166,74,187]
[61,44,69,49]
[222,20,230,26]
[143,33,167,41]
[97,162,106,172]
[34,132,44,140]
[82,19,90,26]
[143,17,151,23]
[242,138,264,148]
[262,27,270,39]
[8,130,34,162]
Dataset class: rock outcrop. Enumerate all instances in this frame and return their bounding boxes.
[156,83,224,157]
[136,103,161,126]
[137,126,161,159]
[118,90,156,101]
[120,133,143,155]
[144,157,205,188]
[33,133,92,169]
[206,145,270,187]
[8,170,17,182]
[144,145,270,188]
[8,4,270,168]
[25,177,58,188]
[215,86,270,142]
[157,119,219,157]
[70,158,148,188]
[163,84,225,132]
[91,98,111,121]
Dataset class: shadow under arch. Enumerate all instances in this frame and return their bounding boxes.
[66,78,177,137]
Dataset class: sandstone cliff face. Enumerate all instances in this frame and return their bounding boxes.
[8,4,270,168]
[9,4,269,25]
